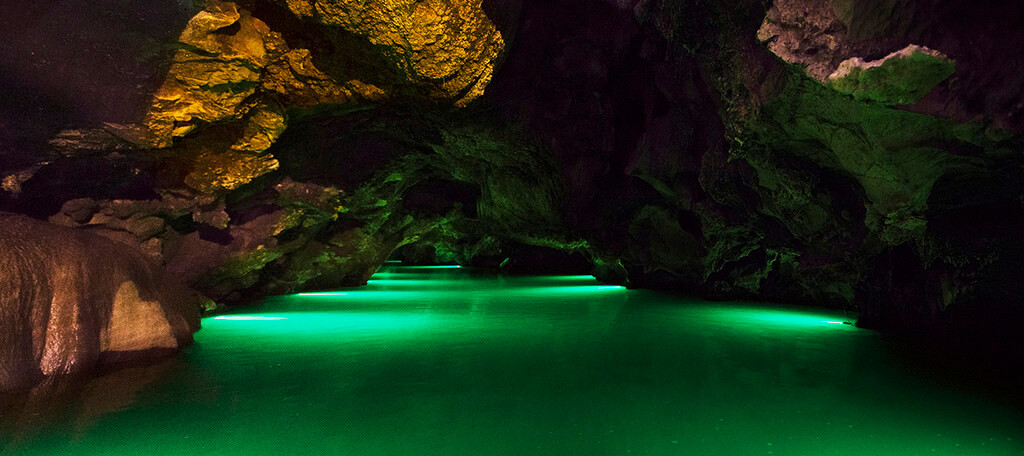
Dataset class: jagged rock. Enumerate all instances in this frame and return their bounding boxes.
[47,127,136,157]
[756,0,900,82]
[756,0,1024,130]
[262,49,386,107]
[184,146,280,194]
[748,65,993,249]
[136,0,495,194]
[141,2,279,148]
[279,0,506,106]
[11,0,510,200]
[229,102,288,153]
[0,214,200,391]
[49,193,231,260]
[1,165,48,196]
[828,45,955,105]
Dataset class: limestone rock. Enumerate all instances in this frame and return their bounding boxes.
[134,1,389,193]
[230,103,289,153]
[756,0,1024,130]
[262,48,386,107]
[49,193,231,257]
[184,148,281,194]
[47,128,137,157]
[1,165,48,196]
[0,214,200,391]
[278,0,505,106]
[756,0,910,82]
[828,45,955,105]
[142,1,280,148]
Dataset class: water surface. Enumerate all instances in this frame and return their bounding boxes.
[3,266,1022,455]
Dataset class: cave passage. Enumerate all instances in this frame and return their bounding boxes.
[3,267,1021,455]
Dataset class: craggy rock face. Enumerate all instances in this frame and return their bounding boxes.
[0,214,200,391]
[758,0,1024,130]
[277,0,505,107]
[132,0,507,194]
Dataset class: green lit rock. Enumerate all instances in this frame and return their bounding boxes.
[196,246,284,295]
[828,45,956,105]
[628,205,702,279]
[751,63,991,248]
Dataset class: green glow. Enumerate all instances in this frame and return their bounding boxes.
[598,286,625,289]
[500,285,630,297]
[366,279,463,286]
[8,266,1022,456]
[383,260,403,264]
[689,305,858,333]
[526,275,597,283]
[396,265,462,269]
[204,311,439,336]
[212,316,288,321]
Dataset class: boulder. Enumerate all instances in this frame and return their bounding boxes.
[0,214,200,391]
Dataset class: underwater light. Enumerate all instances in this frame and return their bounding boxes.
[383,265,464,269]
[295,292,350,297]
[213,316,287,321]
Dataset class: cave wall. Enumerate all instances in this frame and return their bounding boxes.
[1,0,1023,353]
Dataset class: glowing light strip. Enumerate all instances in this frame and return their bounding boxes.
[295,292,349,297]
[213,316,287,321]
[402,265,462,269]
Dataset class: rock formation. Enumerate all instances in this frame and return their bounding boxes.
[0,214,200,391]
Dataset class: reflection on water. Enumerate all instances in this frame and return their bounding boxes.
[0,359,183,451]
[2,266,1022,455]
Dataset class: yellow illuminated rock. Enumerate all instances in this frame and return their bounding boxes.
[184,146,281,194]
[143,2,279,148]
[280,0,505,106]
[139,0,502,194]
[263,48,386,106]
[230,102,288,153]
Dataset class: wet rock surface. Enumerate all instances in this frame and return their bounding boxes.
[0,214,200,391]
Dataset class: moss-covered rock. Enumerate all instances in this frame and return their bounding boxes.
[828,45,956,105]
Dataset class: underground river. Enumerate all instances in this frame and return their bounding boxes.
[2,266,1022,455]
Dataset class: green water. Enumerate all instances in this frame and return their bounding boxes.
[2,266,1022,455]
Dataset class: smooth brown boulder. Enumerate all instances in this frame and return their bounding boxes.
[0,214,200,391]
